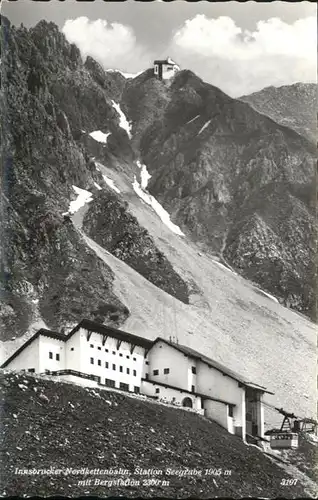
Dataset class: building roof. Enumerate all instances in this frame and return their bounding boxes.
[154,58,177,65]
[153,338,273,394]
[1,320,153,369]
[142,378,236,406]
[1,328,65,368]
[68,319,153,349]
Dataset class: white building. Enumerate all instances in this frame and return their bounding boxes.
[1,319,272,441]
[153,57,180,80]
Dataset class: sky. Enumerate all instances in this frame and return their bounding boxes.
[2,0,317,96]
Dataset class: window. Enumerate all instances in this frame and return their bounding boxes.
[90,344,94,348]
[145,373,149,380]
[28,368,35,373]
[154,64,158,75]
[56,353,60,361]
[126,355,130,359]
[112,351,116,355]
[191,385,195,393]
[155,388,160,394]
[119,366,123,373]
[49,352,53,359]
[120,382,129,391]
[133,370,137,376]
[228,405,234,417]
[153,369,159,376]
[105,349,109,352]
[126,368,130,375]
[133,357,136,361]
[164,368,169,374]
[112,364,116,370]
[90,358,94,365]
[70,347,74,351]
[119,353,123,357]
[105,362,109,368]
[192,366,196,374]
[98,347,101,351]
[98,360,101,366]
[105,378,115,388]
[134,386,140,394]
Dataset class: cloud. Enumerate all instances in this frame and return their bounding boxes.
[62,15,316,96]
[62,17,151,73]
[171,15,317,96]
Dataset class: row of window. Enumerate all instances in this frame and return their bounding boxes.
[104,378,140,393]
[153,368,170,376]
[89,345,140,362]
[49,352,60,361]
[49,349,150,367]
[70,347,148,365]
[152,366,195,376]
[90,358,137,376]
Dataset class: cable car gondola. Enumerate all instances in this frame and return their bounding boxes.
[264,406,300,450]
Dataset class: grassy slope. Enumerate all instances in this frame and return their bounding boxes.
[71,162,316,429]
[1,371,316,498]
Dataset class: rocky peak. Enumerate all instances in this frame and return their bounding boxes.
[29,20,82,70]
[84,56,126,100]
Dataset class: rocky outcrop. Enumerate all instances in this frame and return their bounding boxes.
[0,17,130,339]
[83,191,190,304]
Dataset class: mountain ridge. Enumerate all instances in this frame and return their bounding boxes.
[239,82,317,144]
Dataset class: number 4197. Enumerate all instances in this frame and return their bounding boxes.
[281,479,298,486]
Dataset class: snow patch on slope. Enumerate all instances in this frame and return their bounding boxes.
[111,100,132,139]
[89,131,111,144]
[103,175,121,194]
[187,115,200,125]
[137,160,152,189]
[257,289,279,303]
[132,176,184,236]
[121,71,142,79]
[63,186,93,215]
[213,260,237,276]
[198,120,211,135]
[213,261,279,302]
[94,182,102,191]
[106,69,142,79]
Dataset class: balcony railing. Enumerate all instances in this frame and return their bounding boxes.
[43,369,100,382]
